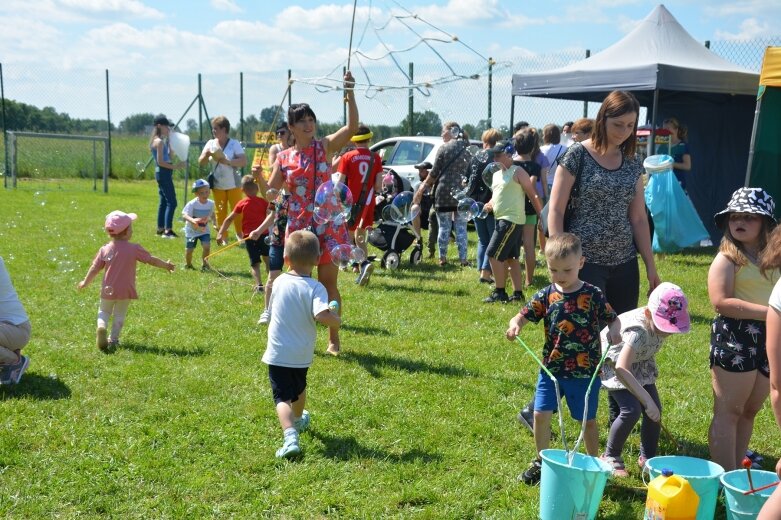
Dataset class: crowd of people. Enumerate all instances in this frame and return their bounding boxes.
[7,83,781,518]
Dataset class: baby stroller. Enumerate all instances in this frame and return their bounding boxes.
[369,168,423,269]
[368,220,423,269]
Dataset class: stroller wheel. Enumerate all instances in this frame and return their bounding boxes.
[383,251,400,270]
[410,247,422,265]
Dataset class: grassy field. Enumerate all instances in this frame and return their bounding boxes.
[1,134,270,183]
[0,180,777,518]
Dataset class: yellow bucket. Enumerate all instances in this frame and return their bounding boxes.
[644,470,699,520]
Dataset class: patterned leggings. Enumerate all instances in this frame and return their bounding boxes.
[437,211,468,261]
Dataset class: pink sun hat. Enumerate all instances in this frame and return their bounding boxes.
[647,282,690,334]
[104,210,137,235]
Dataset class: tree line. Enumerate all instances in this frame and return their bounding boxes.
[1,98,507,141]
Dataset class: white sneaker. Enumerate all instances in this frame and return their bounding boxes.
[257,309,270,325]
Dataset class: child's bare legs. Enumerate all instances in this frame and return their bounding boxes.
[185,246,194,267]
[709,367,769,470]
[202,243,211,268]
[264,270,281,310]
[522,223,536,286]
[354,228,368,258]
[533,410,552,455]
[537,226,546,255]
[489,257,506,289]
[584,419,599,456]
[506,258,523,293]
[250,262,262,288]
[318,263,341,355]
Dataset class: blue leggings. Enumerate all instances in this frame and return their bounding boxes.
[437,211,468,261]
[156,169,178,230]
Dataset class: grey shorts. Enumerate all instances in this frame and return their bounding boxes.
[0,320,31,351]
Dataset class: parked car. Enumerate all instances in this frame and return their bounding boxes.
[370,136,481,192]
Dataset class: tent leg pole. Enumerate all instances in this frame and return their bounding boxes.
[745,94,763,187]
[648,89,659,158]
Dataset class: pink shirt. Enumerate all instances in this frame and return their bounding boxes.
[90,241,153,300]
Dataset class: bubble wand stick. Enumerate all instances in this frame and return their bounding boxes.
[204,238,246,261]
[516,337,568,453]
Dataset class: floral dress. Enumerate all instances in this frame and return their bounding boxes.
[276,140,349,264]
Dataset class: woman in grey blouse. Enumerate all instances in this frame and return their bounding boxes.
[547,90,660,312]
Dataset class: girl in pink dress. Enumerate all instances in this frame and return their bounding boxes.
[78,211,175,351]
[265,71,359,355]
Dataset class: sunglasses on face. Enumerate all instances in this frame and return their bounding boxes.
[276,130,287,136]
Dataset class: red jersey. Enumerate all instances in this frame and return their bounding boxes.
[338,147,383,229]
[233,195,269,237]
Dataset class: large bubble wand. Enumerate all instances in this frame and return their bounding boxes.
[515,337,568,453]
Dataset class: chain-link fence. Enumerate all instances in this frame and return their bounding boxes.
[1,37,778,184]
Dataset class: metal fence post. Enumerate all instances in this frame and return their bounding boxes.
[198,74,203,141]
[0,63,6,189]
[408,62,414,136]
[288,69,292,105]
[105,69,111,193]
[583,50,591,118]
[9,131,16,188]
[240,72,244,145]
[488,57,494,129]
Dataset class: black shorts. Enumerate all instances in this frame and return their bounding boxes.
[245,237,269,266]
[710,315,769,377]
[268,365,308,404]
[486,219,522,261]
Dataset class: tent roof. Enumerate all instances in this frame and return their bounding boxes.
[512,4,759,101]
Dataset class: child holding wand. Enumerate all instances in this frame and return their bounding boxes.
[506,233,620,484]
[599,282,691,476]
[78,211,175,351]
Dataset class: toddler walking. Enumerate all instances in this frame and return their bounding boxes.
[506,233,619,484]
[182,179,217,271]
[262,230,341,458]
[600,282,691,477]
[78,211,175,351]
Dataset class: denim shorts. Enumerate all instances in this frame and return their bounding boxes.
[534,371,600,421]
[269,244,284,271]
[185,234,210,250]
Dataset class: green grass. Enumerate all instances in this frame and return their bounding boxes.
[0,180,777,518]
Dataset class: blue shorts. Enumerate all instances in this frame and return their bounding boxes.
[269,244,284,271]
[534,371,600,421]
[186,234,210,250]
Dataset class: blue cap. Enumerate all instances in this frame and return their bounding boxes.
[192,179,209,192]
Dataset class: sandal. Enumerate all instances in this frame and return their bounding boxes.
[438,258,447,267]
[600,455,629,477]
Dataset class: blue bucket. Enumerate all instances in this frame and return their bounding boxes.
[721,469,779,519]
[645,455,724,520]
[539,449,612,520]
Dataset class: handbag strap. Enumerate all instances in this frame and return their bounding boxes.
[354,150,376,209]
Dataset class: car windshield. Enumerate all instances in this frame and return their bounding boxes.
[388,141,433,166]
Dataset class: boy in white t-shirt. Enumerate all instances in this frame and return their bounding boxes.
[262,230,341,459]
[182,179,216,271]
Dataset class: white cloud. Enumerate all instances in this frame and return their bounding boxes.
[715,17,772,40]
[210,0,243,14]
[704,0,781,17]
[57,0,164,19]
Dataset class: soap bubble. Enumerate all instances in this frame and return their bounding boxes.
[313,180,352,225]
[381,191,419,224]
[329,244,366,269]
[136,161,146,175]
[351,246,367,264]
[451,186,468,201]
[482,162,503,189]
[466,144,480,157]
[457,197,483,220]
[103,286,114,297]
[33,191,47,206]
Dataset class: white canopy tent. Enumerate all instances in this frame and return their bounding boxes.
[512,4,760,240]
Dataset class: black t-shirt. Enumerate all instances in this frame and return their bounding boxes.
[513,160,541,216]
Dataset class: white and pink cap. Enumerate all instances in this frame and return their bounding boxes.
[104,210,137,235]
[648,282,690,334]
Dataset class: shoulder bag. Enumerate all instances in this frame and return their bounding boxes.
[539,144,586,237]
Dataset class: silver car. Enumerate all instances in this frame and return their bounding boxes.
[370,136,481,192]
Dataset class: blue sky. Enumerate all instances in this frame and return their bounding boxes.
[1,0,779,128]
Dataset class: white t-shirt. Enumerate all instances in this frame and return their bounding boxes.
[600,308,664,390]
[769,278,781,312]
[262,273,330,368]
[201,138,245,190]
[541,143,567,188]
[0,256,28,325]
[182,198,215,238]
